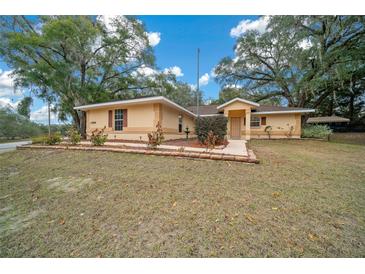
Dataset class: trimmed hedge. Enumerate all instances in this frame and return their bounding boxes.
[195,116,228,144]
[302,124,333,139]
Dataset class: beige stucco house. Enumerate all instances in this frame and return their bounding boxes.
[74,96,315,141]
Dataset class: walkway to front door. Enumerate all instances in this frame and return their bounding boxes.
[230,117,241,139]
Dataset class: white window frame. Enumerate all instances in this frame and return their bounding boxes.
[250,116,261,128]
[114,109,123,131]
[178,114,183,133]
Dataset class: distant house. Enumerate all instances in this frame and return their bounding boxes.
[74,96,315,141]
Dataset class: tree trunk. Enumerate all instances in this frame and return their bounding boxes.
[79,111,86,139]
[72,109,86,139]
[328,95,334,116]
[349,93,354,123]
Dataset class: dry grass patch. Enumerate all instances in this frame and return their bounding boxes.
[0,140,364,257]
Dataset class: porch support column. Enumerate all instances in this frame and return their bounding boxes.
[245,109,251,140]
[224,109,230,138]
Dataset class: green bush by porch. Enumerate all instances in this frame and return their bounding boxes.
[195,116,228,144]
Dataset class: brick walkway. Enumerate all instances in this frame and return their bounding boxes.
[79,139,248,157]
[18,140,258,164]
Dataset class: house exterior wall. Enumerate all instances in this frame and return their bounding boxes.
[221,101,302,139]
[246,113,301,139]
[161,105,195,134]
[85,102,196,141]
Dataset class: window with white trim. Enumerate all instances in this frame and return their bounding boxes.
[114,109,123,131]
[250,116,260,127]
[178,114,183,133]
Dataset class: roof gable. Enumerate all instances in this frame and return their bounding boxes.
[217,98,260,110]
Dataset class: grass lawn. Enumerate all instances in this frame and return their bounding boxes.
[0,140,364,257]
[330,132,365,146]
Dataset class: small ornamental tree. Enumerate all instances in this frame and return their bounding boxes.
[204,130,218,150]
[90,127,108,146]
[195,116,228,145]
[147,122,164,149]
[67,126,81,145]
[264,125,273,139]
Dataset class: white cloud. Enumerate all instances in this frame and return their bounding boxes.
[0,97,21,109]
[189,84,197,90]
[298,39,312,50]
[0,70,22,97]
[133,65,158,77]
[147,32,161,47]
[210,67,217,78]
[230,16,270,37]
[163,66,184,77]
[30,104,57,123]
[96,15,148,60]
[199,73,210,86]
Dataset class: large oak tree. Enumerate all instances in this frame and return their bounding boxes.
[0,16,199,135]
[215,16,365,121]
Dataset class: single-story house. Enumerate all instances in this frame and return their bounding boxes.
[74,96,315,141]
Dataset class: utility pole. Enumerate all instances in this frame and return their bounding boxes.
[47,98,51,137]
[196,48,200,117]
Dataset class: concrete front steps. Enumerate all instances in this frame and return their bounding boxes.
[17,145,259,164]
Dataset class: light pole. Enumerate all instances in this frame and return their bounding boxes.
[196,48,200,117]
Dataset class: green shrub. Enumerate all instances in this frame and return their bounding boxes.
[302,124,333,139]
[44,132,62,145]
[90,127,108,146]
[195,116,228,144]
[67,126,81,145]
[147,122,164,149]
[31,135,46,144]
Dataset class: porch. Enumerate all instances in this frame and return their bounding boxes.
[225,109,252,140]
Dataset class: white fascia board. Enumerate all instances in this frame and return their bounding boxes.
[217,97,260,110]
[251,109,315,115]
[199,114,223,117]
[73,96,197,118]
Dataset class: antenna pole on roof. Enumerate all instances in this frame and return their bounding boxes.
[196,48,200,117]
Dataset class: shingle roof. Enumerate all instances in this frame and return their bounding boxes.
[186,105,221,116]
[186,104,314,115]
[307,115,350,123]
[254,105,313,112]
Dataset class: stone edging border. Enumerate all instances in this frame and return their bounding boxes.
[17,145,259,164]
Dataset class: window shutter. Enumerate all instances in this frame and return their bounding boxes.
[261,117,267,125]
[123,109,128,127]
[243,117,246,126]
[108,110,113,127]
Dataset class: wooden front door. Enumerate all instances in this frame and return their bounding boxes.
[230,117,241,139]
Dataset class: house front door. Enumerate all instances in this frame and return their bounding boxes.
[230,117,241,139]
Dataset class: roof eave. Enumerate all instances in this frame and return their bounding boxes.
[252,109,316,115]
[74,96,197,118]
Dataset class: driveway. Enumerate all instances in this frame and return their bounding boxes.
[0,140,32,154]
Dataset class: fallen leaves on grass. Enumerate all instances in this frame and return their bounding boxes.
[308,232,319,241]
[272,192,281,198]
[172,201,177,208]
[331,222,345,229]
[59,219,65,225]
[243,213,257,224]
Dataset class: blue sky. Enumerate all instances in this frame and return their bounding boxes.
[0,15,260,123]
